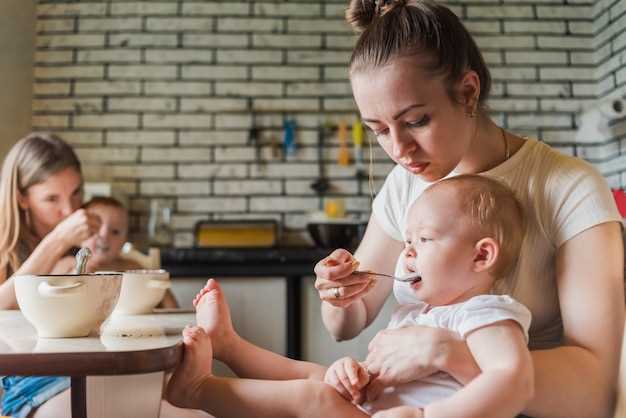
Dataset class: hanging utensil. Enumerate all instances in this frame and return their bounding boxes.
[283,117,297,158]
[352,117,366,179]
[248,110,262,165]
[337,119,350,166]
[310,122,331,195]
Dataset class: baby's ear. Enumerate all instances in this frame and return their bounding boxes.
[472,237,498,273]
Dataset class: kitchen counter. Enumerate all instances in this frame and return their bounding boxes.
[161,246,333,360]
[161,246,332,277]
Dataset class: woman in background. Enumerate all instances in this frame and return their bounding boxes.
[0,132,207,418]
[0,132,99,418]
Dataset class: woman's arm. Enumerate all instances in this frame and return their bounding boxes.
[320,216,403,341]
[424,320,534,418]
[51,256,76,274]
[0,229,73,309]
[523,221,624,418]
[0,208,100,309]
[365,325,481,396]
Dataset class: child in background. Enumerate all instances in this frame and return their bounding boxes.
[53,196,178,308]
[166,174,534,418]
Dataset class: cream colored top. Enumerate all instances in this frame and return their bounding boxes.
[373,139,622,349]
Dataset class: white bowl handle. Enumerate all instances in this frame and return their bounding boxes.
[38,280,85,297]
[147,279,171,290]
[148,279,172,289]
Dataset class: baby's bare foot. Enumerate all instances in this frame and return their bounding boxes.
[166,326,213,410]
[194,279,237,361]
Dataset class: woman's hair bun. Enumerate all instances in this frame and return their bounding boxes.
[345,0,409,32]
[345,0,377,32]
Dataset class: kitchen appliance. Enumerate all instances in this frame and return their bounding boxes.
[575,97,626,143]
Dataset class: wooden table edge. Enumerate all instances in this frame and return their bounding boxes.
[0,341,183,376]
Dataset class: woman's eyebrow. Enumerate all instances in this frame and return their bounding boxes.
[362,103,426,123]
[393,103,426,120]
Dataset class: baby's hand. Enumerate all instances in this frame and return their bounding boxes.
[324,357,370,405]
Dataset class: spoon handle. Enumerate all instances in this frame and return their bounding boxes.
[74,247,92,275]
[354,270,393,278]
[354,270,420,283]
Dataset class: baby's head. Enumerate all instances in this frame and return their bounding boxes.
[82,196,129,266]
[403,174,525,305]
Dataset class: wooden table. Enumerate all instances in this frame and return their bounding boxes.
[0,310,194,418]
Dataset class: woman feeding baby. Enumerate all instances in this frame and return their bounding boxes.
[0,133,195,418]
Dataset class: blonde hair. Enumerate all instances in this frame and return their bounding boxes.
[424,174,526,279]
[0,133,81,279]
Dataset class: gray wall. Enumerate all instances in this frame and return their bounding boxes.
[0,0,35,160]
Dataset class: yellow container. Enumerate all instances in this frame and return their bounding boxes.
[195,221,278,247]
[324,198,346,219]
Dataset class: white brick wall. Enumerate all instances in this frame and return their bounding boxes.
[32,0,626,245]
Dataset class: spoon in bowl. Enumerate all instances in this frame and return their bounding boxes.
[354,270,421,283]
[74,247,92,274]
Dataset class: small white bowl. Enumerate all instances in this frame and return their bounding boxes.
[15,273,122,338]
[112,269,171,315]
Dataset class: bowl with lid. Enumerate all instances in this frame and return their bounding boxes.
[15,272,122,338]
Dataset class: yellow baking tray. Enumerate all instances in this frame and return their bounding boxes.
[194,220,279,248]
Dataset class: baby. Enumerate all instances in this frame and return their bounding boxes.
[53,196,139,273]
[166,174,533,418]
[53,196,178,308]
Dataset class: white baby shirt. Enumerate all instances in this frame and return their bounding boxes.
[360,293,532,414]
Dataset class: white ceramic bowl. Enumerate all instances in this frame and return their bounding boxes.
[112,269,171,315]
[15,273,122,338]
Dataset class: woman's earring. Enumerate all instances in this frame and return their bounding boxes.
[465,106,478,118]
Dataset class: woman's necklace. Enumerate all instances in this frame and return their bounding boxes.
[501,127,510,161]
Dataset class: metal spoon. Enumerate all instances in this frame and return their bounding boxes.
[354,270,421,283]
[74,247,92,274]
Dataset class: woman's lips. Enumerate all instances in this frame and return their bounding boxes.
[405,162,429,174]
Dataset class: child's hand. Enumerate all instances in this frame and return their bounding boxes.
[324,357,370,405]
[373,406,424,418]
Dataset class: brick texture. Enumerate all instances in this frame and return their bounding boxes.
[33,0,626,245]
